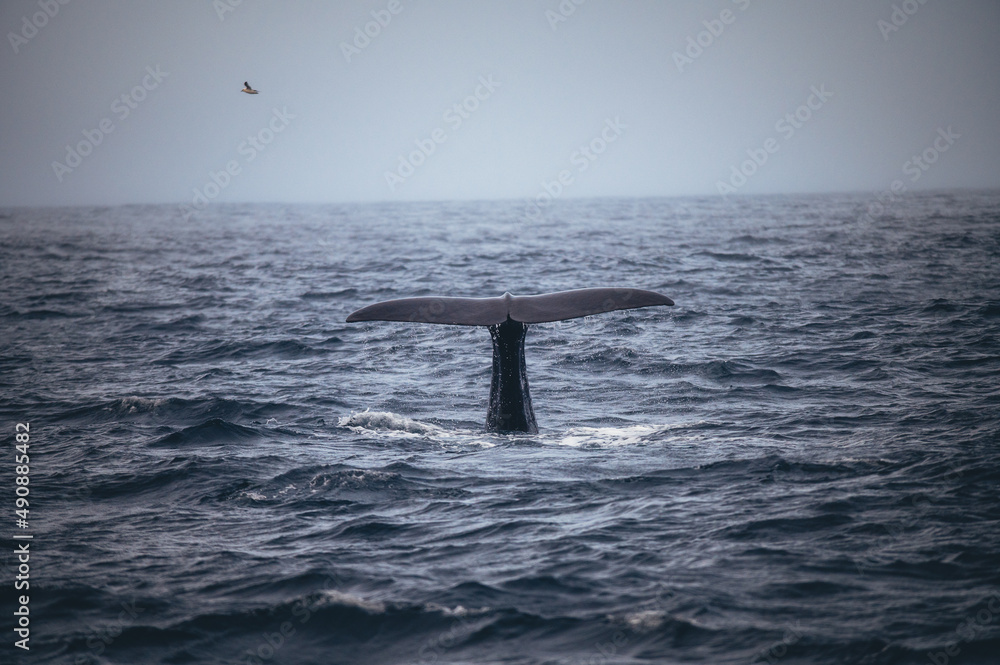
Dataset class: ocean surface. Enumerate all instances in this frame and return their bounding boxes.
[1,192,999,665]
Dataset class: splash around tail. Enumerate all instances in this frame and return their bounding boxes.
[346,288,674,433]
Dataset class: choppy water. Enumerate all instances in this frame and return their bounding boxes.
[1,192,999,664]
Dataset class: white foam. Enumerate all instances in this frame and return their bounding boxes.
[622,609,666,631]
[337,409,496,448]
[333,469,396,487]
[553,424,666,448]
[319,590,386,614]
[107,396,166,414]
[338,409,444,436]
[423,603,492,617]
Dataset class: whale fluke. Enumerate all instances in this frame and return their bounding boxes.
[345,288,673,326]
[346,288,673,433]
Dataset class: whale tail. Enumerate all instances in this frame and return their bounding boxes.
[346,288,674,433]
[345,287,673,326]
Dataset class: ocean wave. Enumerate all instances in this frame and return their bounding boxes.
[664,358,785,385]
[81,457,234,499]
[695,250,765,262]
[154,337,327,363]
[151,418,261,447]
[51,395,293,427]
[8,196,1000,665]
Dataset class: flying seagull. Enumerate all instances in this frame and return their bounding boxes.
[241,81,258,94]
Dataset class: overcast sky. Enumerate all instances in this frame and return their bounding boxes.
[1,0,998,206]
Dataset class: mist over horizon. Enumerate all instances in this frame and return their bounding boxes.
[1,0,998,207]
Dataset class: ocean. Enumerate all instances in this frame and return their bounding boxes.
[1,191,998,664]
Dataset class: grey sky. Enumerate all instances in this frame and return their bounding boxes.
[1,0,997,206]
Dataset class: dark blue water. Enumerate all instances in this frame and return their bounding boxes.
[1,192,999,665]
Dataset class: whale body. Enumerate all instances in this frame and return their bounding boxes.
[346,288,674,433]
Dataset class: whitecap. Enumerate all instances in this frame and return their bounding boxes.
[338,409,444,436]
[337,409,496,448]
[622,609,666,631]
[552,424,668,448]
[318,590,386,613]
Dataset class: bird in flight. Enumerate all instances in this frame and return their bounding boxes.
[241,81,259,94]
